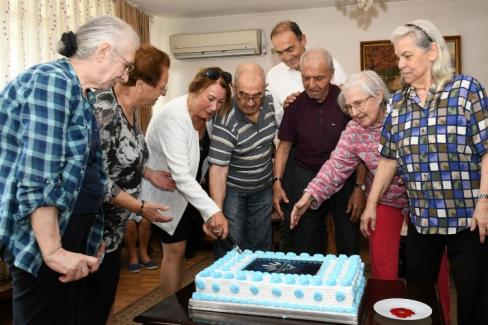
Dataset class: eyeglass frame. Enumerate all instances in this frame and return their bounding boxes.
[344,95,374,114]
[202,68,232,85]
[113,48,135,74]
[156,84,168,96]
[236,91,264,103]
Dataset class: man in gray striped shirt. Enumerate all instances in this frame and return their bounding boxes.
[209,63,277,258]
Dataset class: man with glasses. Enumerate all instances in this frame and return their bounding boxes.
[273,48,359,255]
[209,63,277,258]
[266,20,347,126]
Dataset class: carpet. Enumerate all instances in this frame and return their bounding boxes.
[113,255,213,325]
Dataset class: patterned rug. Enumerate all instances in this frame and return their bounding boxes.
[113,255,213,325]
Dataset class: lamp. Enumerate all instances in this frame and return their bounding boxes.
[356,0,373,11]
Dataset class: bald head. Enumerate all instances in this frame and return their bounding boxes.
[234,63,266,120]
[234,63,265,88]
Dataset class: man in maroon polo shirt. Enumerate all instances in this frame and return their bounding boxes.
[272,48,355,254]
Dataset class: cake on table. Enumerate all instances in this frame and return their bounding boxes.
[189,250,366,324]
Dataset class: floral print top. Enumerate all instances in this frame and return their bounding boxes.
[93,89,149,253]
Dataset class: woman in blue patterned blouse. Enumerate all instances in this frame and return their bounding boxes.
[363,19,488,324]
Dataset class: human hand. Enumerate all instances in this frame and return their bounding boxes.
[283,92,301,109]
[203,212,229,240]
[346,188,366,223]
[146,169,176,191]
[141,201,172,223]
[470,198,488,243]
[290,192,313,229]
[92,241,106,272]
[360,204,377,238]
[273,182,289,219]
[43,248,99,283]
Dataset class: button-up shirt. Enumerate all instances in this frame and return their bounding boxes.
[379,74,488,234]
[0,58,105,275]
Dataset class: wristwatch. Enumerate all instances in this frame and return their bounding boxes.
[354,183,366,191]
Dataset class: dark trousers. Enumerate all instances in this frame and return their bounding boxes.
[85,247,122,325]
[406,223,488,325]
[10,213,95,325]
[279,154,359,255]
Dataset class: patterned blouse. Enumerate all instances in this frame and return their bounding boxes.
[305,118,407,210]
[93,89,149,253]
[379,75,488,235]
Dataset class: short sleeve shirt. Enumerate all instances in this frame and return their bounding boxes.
[93,89,149,252]
[279,85,350,171]
[379,74,488,234]
[208,95,276,192]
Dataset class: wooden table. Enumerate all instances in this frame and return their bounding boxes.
[134,279,444,325]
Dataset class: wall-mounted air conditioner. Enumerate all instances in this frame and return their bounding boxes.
[169,29,264,59]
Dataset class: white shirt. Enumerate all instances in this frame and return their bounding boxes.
[266,58,347,126]
[140,95,220,235]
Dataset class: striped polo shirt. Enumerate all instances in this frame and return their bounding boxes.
[209,95,277,192]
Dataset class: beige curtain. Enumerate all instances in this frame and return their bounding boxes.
[113,0,152,134]
[0,0,115,88]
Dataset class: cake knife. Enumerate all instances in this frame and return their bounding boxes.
[226,233,243,254]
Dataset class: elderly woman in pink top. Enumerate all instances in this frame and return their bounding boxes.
[291,70,406,279]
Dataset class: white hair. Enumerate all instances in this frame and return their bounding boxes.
[390,19,453,90]
[338,70,391,114]
[57,15,140,59]
[300,48,334,72]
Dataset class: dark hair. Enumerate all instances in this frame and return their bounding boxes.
[125,44,170,87]
[188,67,232,118]
[59,31,77,57]
[270,21,303,41]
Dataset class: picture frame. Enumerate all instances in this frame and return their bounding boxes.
[360,35,461,92]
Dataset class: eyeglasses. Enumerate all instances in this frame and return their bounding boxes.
[203,68,232,85]
[157,84,168,96]
[344,96,373,113]
[404,23,433,43]
[113,49,135,74]
[237,91,264,103]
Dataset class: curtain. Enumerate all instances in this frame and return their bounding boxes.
[113,0,151,134]
[0,0,115,88]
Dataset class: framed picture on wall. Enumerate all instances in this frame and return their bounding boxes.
[360,35,461,92]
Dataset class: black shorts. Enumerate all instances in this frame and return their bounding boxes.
[153,203,200,244]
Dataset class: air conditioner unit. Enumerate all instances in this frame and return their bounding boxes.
[170,29,263,59]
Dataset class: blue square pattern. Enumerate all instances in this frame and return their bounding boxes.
[380,74,488,234]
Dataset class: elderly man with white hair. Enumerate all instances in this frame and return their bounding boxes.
[273,48,357,255]
[209,63,277,258]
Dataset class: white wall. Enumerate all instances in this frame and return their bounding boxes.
[150,0,488,107]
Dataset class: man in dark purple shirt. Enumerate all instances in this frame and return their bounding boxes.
[273,48,359,254]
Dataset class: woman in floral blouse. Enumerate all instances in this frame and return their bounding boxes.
[86,45,176,324]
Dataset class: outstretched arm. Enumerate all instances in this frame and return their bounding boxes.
[360,158,397,237]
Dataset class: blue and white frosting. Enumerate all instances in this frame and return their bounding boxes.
[193,250,365,317]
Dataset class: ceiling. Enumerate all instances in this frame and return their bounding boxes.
[128,0,407,18]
